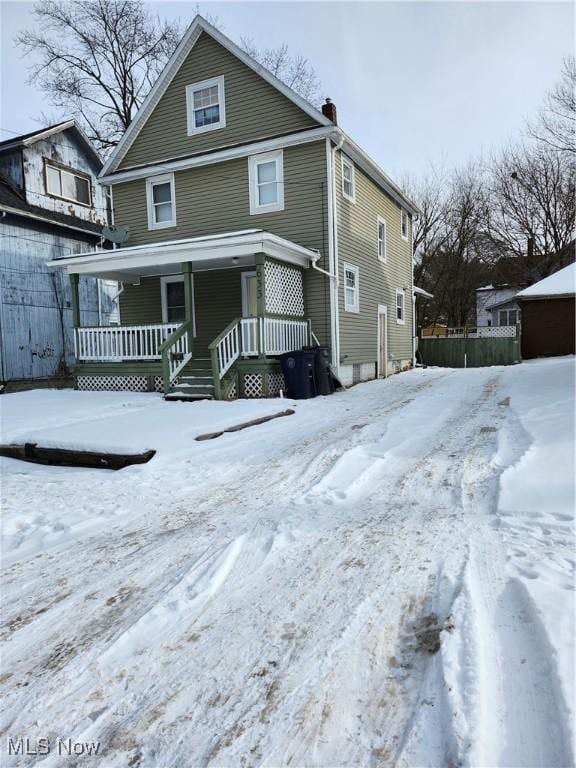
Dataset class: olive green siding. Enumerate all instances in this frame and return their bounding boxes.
[335,150,413,366]
[120,277,163,325]
[119,32,319,170]
[114,141,331,346]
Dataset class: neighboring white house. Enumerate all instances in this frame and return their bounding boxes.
[475,285,522,327]
[0,121,117,382]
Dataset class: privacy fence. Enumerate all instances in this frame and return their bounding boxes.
[418,325,521,368]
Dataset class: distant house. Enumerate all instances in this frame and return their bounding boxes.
[0,121,116,383]
[476,285,523,327]
[516,263,575,359]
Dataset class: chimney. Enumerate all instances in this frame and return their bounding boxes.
[322,98,337,125]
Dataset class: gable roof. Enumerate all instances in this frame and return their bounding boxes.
[516,262,576,300]
[101,15,331,177]
[0,120,102,168]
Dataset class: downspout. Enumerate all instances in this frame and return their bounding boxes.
[325,133,344,370]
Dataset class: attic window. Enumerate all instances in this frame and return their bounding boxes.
[186,76,226,135]
[341,156,355,202]
[45,163,91,206]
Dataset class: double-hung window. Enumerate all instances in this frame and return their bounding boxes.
[186,76,226,135]
[45,163,91,206]
[401,208,409,240]
[396,289,405,324]
[499,308,518,326]
[344,263,360,313]
[146,173,176,230]
[248,150,284,214]
[342,156,355,202]
[377,216,387,263]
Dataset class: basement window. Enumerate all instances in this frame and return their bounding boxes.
[186,76,226,135]
[146,173,176,230]
[45,163,91,206]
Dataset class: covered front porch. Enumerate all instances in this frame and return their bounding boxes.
[50,230,320,399]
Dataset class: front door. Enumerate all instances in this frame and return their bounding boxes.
[378,305,387,377]
[241,271,258,317]
[241,271,258,353]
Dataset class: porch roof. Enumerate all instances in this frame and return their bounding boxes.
[47,229,317,281]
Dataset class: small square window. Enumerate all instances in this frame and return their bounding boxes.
[146,173,176,230]
[344,263,360,313]
[377,217,387,263]
[186,76,226,135]
[401,208,409,240]
[248,150,284,215]
[342,156,355,202]
[396,289,405,324]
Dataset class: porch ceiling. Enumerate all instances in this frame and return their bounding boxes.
[47,229,317,281]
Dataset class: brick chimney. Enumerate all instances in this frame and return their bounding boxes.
[321,98,337,124]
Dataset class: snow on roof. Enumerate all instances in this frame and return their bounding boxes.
[516,263,576,299]
[476,285,495,292]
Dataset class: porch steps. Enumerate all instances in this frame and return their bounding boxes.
[165,359,215,400]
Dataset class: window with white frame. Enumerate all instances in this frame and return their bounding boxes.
[400,208,409,240]
[342,156,355,202]
[248,150,284,214]
[344,263,360,312]
[146,173,176,230]
[377,216,387,263]
[45,163,91,206]
[396,289,405,324]
[186,76,226,135]
[498,308,518,326]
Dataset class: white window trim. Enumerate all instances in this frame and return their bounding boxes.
[396,288,406,325]
[344,263,360,313]
[341,155,356,202]
[186,75,226,136]
[146,173,176,231]
[161,274,196,334]
[400,208,409,241]
[248,149,284,215]
[45,163,92,207]
[377,216,387,263]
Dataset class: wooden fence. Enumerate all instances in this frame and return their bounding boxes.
[418,325,521,368]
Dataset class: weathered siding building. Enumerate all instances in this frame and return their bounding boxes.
[0,122,115,383]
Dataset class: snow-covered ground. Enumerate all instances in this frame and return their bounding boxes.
[0,358,574,767]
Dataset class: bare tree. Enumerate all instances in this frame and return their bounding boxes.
[486,142,575,282]
[240,38,323,107]
[18,0,183,153]
[410,165,491,328]
[529,57,576,155]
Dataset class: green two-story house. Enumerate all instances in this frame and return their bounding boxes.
[50,15,419,399]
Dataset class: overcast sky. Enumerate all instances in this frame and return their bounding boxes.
[1,1,573,181]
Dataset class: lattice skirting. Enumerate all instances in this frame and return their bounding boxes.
[153,376,164,392]
[223,377,237,400]
[243,373,263,398]
[267,372,285,396]
[76,375,148,392]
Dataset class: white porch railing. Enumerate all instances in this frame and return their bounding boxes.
[211,316,311,385]
[75,323,181,361]
[239,317,310,358]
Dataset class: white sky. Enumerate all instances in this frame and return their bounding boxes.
[0,1,573,180]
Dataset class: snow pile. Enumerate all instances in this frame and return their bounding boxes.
[516,262,576,298]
